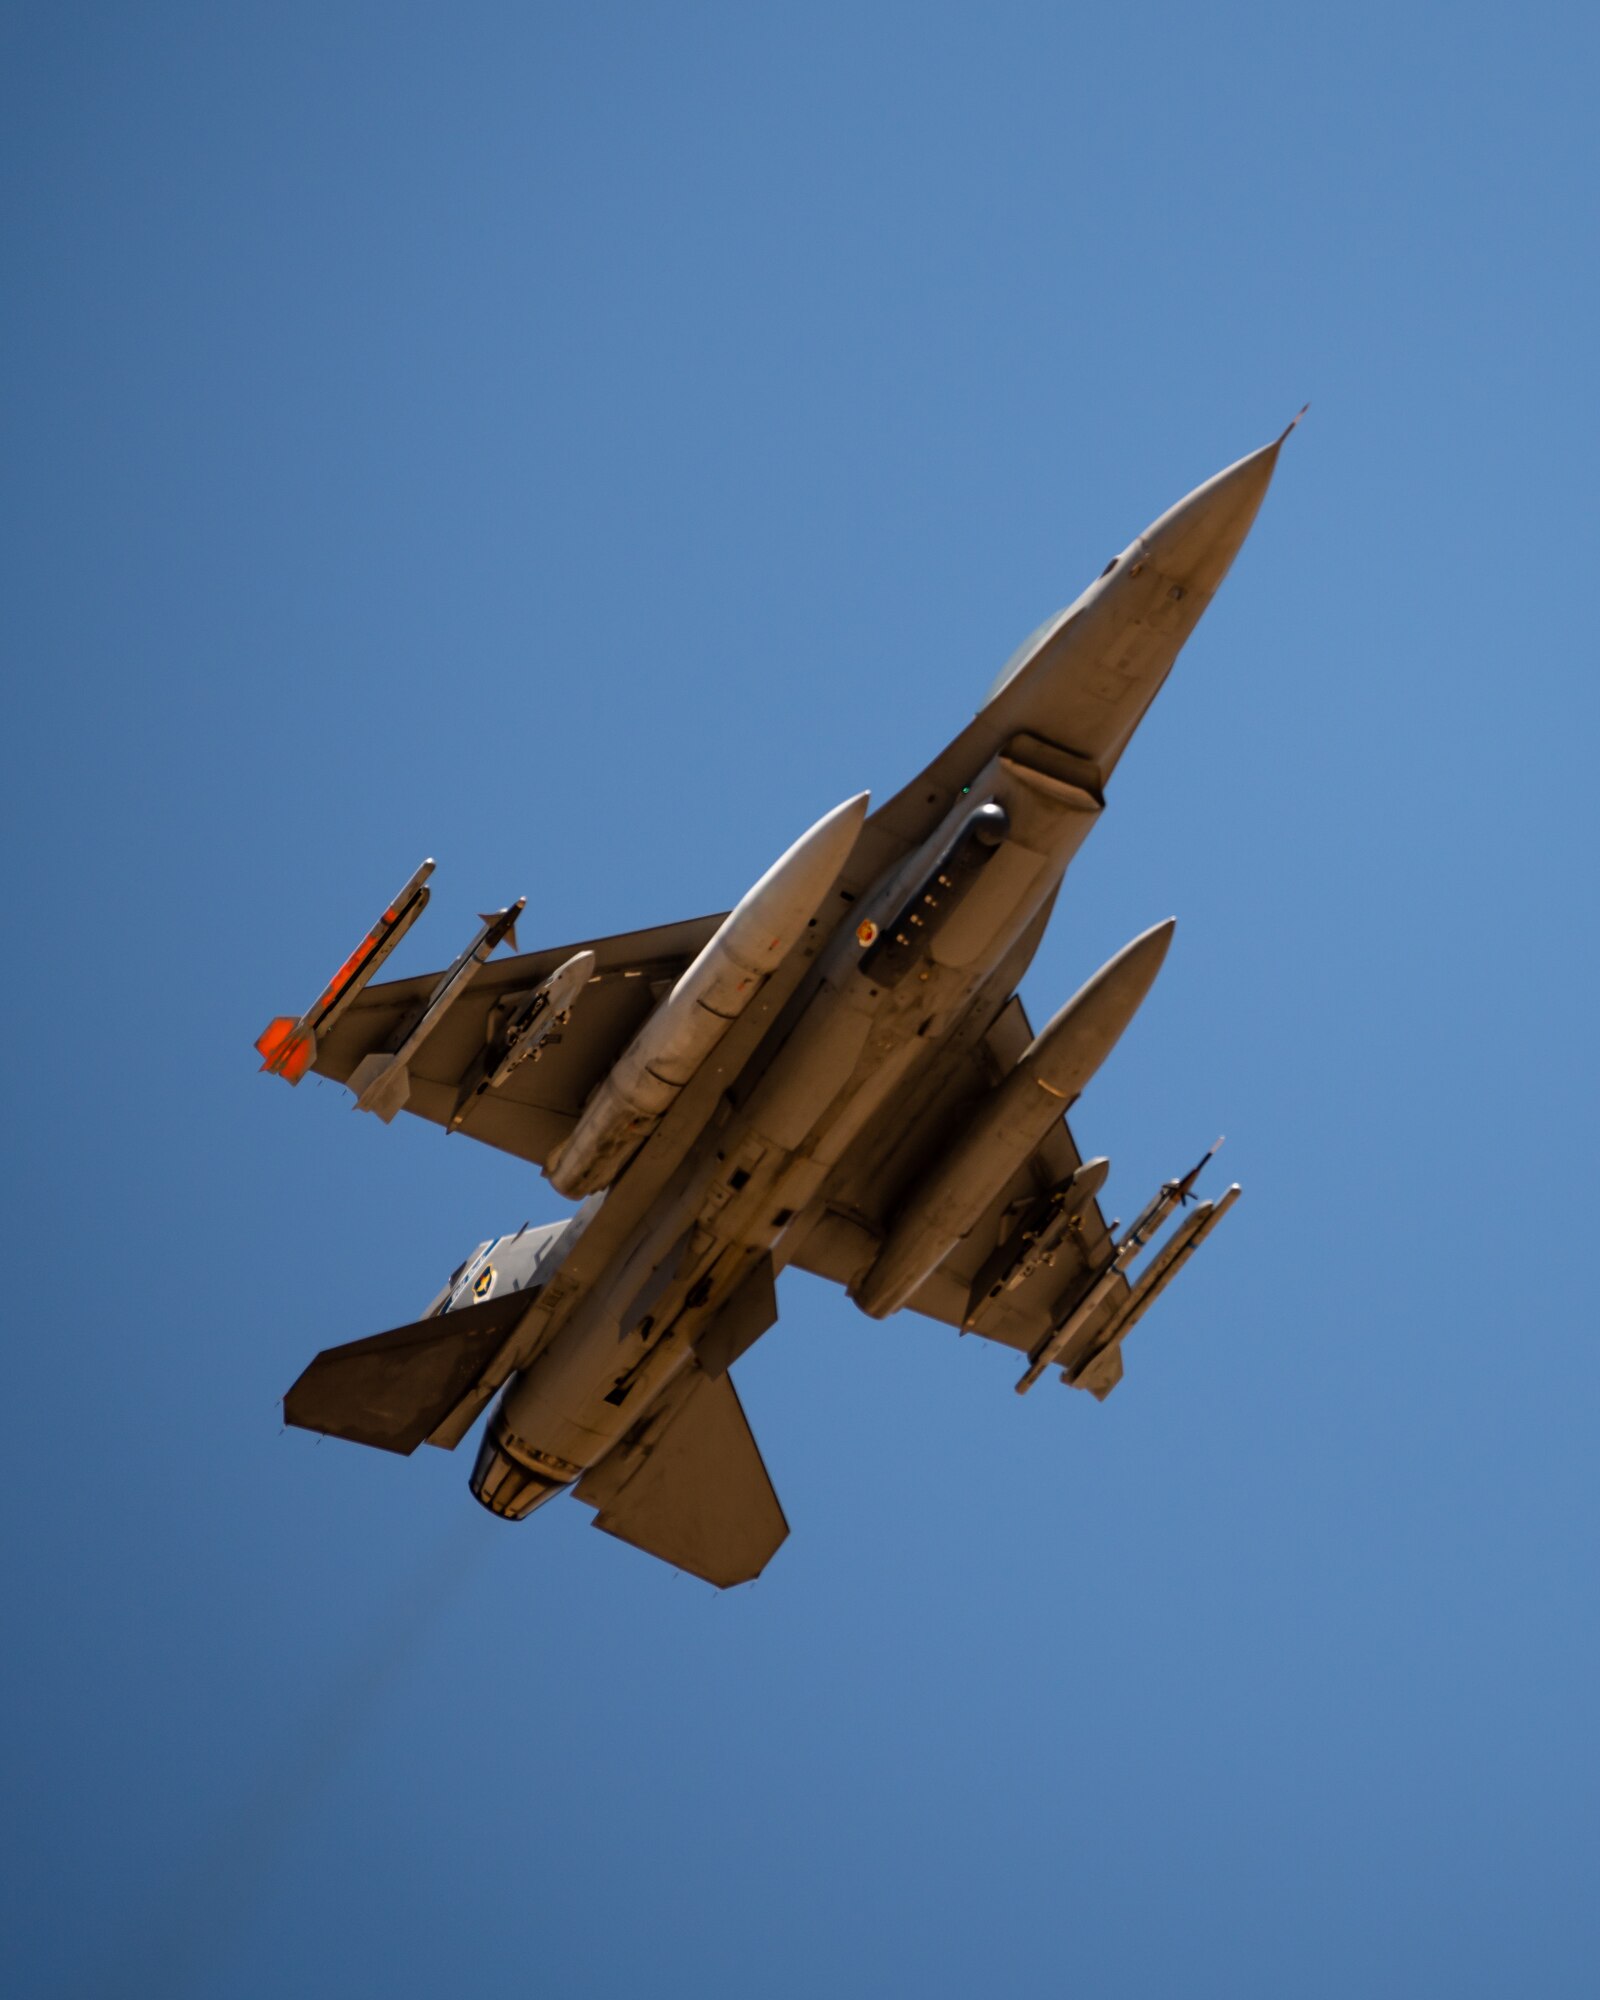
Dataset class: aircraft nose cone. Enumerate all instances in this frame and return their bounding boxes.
[1141,426,1292,598]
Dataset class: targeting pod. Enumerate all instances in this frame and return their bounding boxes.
[963,1156,1111,1327]
[449,950,596,1131]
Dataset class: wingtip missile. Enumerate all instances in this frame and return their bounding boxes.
[256,858,435,1084]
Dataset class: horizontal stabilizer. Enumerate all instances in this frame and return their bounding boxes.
[574,1364,787,1587]
[284,1292,529,1455]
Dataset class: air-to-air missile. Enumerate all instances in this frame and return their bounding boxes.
[349,899,526,1122]
[447,949,597,1131]
[255,858,435,1083]
[546,791,870,1198]
[852,918,1176,1319]
[1063,1179,1241,1399]
[1014,1138,1228,1393]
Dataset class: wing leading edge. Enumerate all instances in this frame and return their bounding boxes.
[308,911,727,1167]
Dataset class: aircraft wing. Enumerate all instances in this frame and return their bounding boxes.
[573,1363,788,1586]
[308,912,726,1168]
[790,994,1131,1357]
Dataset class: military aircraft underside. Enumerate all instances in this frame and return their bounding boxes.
[258,423,1297,1585]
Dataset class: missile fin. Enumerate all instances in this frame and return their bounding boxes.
[481,907,522,954]
[256,1017,318,1084]
[277,1031,318,1084]
[349,1053,412,1123]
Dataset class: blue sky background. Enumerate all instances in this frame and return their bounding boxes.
[4,4,1597,1994]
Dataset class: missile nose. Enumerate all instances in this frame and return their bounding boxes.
[1140,415,1301,598]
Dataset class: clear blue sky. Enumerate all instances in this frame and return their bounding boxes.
[4,5,1597,1994]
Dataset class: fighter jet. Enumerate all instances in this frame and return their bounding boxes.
[260,424,1296,1586]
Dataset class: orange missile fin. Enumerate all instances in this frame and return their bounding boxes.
[256,1015,298,1070]
[276,1031,317,1083]
[255,1015,316,1083]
